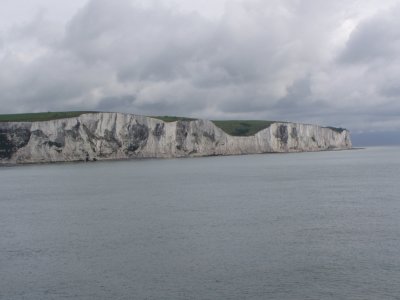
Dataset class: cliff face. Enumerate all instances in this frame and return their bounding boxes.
[0,113,352,164]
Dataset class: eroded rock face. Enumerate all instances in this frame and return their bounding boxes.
[0,126,31,159]
[152,123,165,139]
[0,112,352,164]
[276,125,289,144]
[124,123,149,153]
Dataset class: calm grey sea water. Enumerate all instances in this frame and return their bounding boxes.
[1,147,400,300]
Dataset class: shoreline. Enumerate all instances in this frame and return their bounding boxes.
[0,147,358,168]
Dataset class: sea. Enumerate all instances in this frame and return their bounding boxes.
[1,147,399,300]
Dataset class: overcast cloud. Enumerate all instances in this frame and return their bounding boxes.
[1,0,400,135]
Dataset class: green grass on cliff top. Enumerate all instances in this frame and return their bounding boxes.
[0,111,345,136]
[0,112,275,136]
[0,111,94,123]
[211,120,276,136]
[152,116,275,136]
[151,116,198,122]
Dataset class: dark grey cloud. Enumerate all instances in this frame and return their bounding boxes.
[64,0,212,82]
[0,0,400,138]
[381,84,400,98]
[339,6,400,64]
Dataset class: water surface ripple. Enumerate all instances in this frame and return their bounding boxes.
[1,147,399,299]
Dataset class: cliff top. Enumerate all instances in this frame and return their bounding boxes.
[0,111,346,136]
[0,111,279,137]
[0,111,95,123]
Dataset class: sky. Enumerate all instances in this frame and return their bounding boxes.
[1,0,400,144]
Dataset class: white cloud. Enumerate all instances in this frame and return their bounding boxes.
[1,0,400,134]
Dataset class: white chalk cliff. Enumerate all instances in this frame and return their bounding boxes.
[0,112,352,164]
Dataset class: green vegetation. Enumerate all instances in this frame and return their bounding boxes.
[6,111,344,138]
[0,111,94,122]
[212,120,276,136]
[324,126,346,133]
[151,116,276,136]
[151,116,197,122]
[152,117,276,136]
[0,112,277,136]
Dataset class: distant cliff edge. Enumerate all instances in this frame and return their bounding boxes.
[0,112,352,164]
